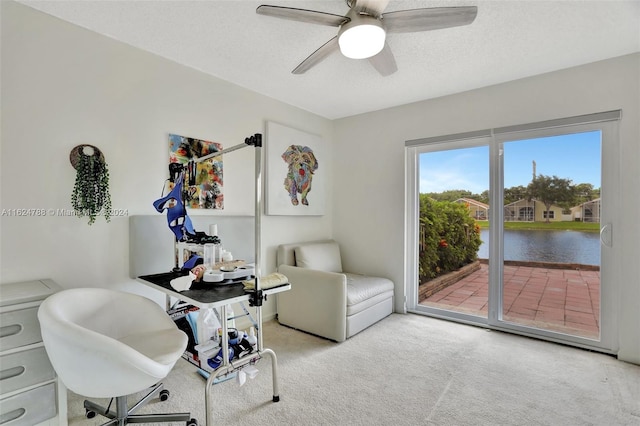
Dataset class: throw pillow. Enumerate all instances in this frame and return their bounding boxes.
[295,242,343,273]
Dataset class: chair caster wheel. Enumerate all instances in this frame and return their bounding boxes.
[159,389,170,401]
[85,409,96,419]
[187,418,198,426]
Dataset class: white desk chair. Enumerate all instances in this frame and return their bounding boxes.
[37,288,196,426]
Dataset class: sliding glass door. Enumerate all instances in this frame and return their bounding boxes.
[406,112,620,353]
[491,121,618,350]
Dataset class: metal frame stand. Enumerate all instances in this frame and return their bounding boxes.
[189,133,281,425]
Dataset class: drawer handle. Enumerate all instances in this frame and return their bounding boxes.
[0,366,25,381]
[0,408,26,425]
[0,324,22,338]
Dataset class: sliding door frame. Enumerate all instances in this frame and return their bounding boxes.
[405,110,621,354]
[405,131,492,326]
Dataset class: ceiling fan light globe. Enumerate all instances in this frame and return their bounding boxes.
[338,21,386,59]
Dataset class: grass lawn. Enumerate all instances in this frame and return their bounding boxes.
[475,220,600,232]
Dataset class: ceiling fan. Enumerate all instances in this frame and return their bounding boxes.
[256,0,478,76]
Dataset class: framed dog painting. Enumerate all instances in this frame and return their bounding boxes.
[168,133,223,209]
[265,122,325,216]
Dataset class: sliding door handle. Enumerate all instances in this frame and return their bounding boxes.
[600,223,613,247]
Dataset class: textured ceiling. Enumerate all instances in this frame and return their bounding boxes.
[19,0,640,119]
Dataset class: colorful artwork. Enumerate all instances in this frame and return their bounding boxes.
[282,145,318,206]
[168,133,223,209]
[266,122,325,216]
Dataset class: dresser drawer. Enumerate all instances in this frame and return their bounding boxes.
[0,307,42,352]
[0,347,55,395]
[0,383,56,426]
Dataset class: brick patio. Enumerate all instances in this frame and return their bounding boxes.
[420,263,600,339]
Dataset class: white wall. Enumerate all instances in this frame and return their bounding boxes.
[333,53,640,363]
[0,1,333,320]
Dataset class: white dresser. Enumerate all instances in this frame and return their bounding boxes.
[0,279,67,426]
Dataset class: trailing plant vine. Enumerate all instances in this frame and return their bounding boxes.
[71,146,112,225]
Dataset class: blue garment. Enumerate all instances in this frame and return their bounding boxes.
[153,173,195,241]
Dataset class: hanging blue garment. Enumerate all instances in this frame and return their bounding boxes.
[153,172,195,241]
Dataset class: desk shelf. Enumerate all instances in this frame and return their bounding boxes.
[137,272,289,426]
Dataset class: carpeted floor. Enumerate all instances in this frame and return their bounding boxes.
[67,314,640,425]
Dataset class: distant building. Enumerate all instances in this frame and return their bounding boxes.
[455,198,489,220]
[570,198,601,222]
[456,197,600,223]
[503,199,565,222]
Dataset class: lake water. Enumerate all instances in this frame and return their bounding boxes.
[477,229,600,265]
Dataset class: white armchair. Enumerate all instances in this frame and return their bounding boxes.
[276,240,394,342]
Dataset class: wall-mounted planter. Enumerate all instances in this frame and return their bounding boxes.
[70,144,111,225]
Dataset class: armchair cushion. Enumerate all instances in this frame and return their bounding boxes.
[346,273,395,316]
[294,241,343,273]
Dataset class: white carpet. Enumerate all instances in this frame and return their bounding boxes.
[67,314,640,425]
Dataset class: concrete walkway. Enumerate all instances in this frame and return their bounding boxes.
[421,263,600,339]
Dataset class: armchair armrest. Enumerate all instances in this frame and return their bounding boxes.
[277,264,348,342]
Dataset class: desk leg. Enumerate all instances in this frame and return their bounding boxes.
[205,304,229,426]
[203,349,281,426]
[261,348,280,402]
[205,370,219,426]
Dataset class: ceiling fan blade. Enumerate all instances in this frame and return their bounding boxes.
[382,6,478,33]
[368,42,397,76]
[292,37,340,74]
[257,5,349,27]
[350,0,390,17]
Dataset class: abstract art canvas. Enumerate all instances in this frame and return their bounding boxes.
[265,122,325,216]
[169,133,223,209]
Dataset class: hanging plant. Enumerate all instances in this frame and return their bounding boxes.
[70,145,112,225]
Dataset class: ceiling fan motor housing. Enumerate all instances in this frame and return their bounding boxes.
[338,11,386,59]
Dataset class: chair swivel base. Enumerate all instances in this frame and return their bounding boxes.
[84,383,196,426]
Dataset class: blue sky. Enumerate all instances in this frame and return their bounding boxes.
[419,130,601,194]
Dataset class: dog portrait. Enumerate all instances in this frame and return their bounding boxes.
[266,122,325,216]
[282,145,318,206]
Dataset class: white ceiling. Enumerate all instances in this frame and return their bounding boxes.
[19,0,640,119]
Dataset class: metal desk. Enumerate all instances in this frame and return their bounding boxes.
[137,271,290,426]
